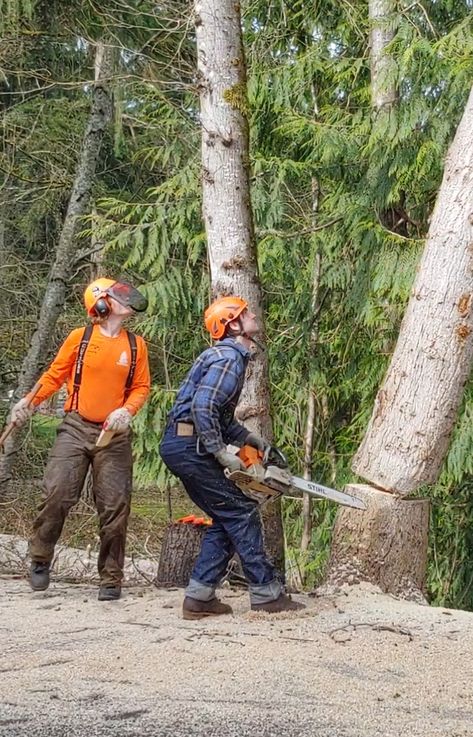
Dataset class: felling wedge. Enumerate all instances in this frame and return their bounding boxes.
[226,445,366,510]
[95,429,115,448]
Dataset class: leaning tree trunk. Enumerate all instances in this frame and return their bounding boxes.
[325,86,473,599]
[0,43,113,488]
[194,0,284,573]
[353,86,473,494]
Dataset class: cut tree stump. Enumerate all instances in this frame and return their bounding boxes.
[155,519,247,589]
[322,484,430,601]
[156,522,208,587]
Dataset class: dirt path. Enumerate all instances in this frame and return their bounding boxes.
[1,576,473,736]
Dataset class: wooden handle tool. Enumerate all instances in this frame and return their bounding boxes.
[95,428,115,448]
[0,382,42,449]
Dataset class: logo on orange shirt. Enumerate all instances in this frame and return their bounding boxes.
[116,351,129,367]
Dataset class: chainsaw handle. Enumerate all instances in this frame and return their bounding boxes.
[238,444,289,470]
[263,445,289,469]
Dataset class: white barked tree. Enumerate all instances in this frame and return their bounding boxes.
[194,0,284,571]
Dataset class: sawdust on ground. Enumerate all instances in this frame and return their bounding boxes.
[1,575,473,737]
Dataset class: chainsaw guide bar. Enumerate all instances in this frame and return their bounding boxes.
[227,446,366,511]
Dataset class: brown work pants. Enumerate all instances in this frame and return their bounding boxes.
[30,412,133,586]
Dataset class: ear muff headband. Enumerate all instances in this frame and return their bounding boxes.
[94,297,111,317]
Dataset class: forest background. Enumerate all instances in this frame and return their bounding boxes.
[1,0,473,609]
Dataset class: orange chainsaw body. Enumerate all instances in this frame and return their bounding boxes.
[238,445,264,468]
[229,445,290,498]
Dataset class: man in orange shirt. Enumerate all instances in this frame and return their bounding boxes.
[11,278,151,600]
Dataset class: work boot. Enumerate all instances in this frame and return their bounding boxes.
[98,585,121,601]
[182,597,233,620]
[30,561,50,592]
[251,592,306,614]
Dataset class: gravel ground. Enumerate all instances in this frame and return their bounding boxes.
[1,575,473,737]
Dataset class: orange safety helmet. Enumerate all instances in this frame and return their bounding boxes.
[204,296,248,340]
[83,277,116,316]
[84,277,148,316]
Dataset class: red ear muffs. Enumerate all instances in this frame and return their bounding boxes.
[94,297,111,317]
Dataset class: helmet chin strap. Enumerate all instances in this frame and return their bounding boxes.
[242,333,266,353]
[231,317,265,353]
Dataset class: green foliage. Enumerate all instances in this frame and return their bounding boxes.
[428,478,473,610]
[284,499,336,589]
[0,0,35,32]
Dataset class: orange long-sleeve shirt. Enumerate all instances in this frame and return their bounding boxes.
[28,325,151,423]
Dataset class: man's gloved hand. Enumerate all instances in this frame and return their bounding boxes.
[214,448,246,473]
[11,397,34,426]
[245,432,268,452]
[103,408,133,433]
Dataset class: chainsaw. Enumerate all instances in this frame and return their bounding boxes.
[226,445,366,510]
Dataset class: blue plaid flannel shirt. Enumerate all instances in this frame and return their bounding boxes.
[167,338,252,454]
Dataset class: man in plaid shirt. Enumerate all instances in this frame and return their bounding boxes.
[160,296,304,619]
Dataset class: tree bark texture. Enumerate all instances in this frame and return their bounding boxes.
[369,0,397,111]
[156,522,207,587]
[0,43,113,487]
[89,205,105,280]
[323,484,429,601]
[195,0,284,572]
[353,86,473,495]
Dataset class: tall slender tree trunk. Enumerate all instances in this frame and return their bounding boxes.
[301,178,322,557]
[369,0,397,111]
[325,86,473,598]
[369,0,409,236]
[300,85,323,567]
[301,388,316,554]
[0,42,113,488]
[194,0,284,572]
[89,205,105,280]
